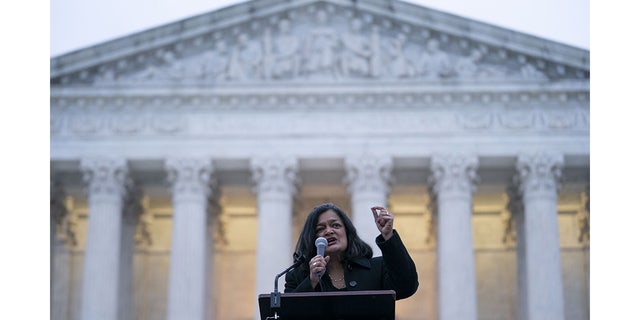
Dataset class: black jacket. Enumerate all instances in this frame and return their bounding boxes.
[284,230,419,300]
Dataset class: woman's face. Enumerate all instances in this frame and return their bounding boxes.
[315,209,348,256]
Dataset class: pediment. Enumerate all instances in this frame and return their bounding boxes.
[50,0,589,87]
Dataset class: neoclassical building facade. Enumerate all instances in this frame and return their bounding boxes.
[50,1,589,320]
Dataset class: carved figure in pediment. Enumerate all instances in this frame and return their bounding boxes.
[94,67,117,84]
[264,18,301,79]
[340,18,375,77]
[201,41,230,81]
[130,50,185,83]
[370,26,382,77]
[520,62,547,80]
[302,10,339,77]
[418,39,453,79]
[455,49,482,79]
[387,33,416,78]
[227,33,263,80]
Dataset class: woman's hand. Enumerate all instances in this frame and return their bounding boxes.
[371,206,394,241]
[309,255,330,288]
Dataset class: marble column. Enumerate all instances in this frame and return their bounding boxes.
[251,157,298,315]
[429,154,478,320]
[165,158,215,320]
[514,153,565,320]
[80,158,130,320]
[345,155,392,257]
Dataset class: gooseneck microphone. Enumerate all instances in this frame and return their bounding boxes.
[270,251,306,315]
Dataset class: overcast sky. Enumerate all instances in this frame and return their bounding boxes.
[50,0,589,57]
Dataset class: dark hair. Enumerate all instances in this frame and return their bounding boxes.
[293,203,373,270]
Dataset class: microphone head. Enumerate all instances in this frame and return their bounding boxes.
[315,237,328,256]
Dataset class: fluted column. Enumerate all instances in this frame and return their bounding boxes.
[429,154,478,320]
[345,155,392,257]
[165,158,215,320]
[80,158,130,320]
[514,153,565,320]
[251,157,298,310]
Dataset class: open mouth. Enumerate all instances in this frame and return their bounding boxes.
[326,237,337,246]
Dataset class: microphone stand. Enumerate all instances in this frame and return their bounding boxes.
[269,252,306,318]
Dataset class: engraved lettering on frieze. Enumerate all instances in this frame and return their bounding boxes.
[75,4,584,86]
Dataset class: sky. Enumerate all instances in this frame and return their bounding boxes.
[50,0,590,57]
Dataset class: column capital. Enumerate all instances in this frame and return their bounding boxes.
[80,157,130,198]
[429,154,479,197]
[165,158,215,199]
[515,153,564,197]
[250,156,299,197]
[344,154,392,195]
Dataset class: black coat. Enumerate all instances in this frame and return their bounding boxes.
[284,230,419,300]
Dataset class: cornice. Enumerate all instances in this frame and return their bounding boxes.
[50,82,589,114]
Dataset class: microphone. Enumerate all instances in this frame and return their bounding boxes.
[270,252,306,312]
[315,237,328,257]
[314,237,328,292]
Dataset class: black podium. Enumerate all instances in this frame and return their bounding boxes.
[258,290,396,320]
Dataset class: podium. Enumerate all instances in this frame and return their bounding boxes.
[258,290,396,320]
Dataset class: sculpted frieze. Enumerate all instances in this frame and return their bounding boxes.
[52,3,588,87]
[498,110,536,129]
[544,110,578,129]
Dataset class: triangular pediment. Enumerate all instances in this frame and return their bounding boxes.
[50,0,589,87]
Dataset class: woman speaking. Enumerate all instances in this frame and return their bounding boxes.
[284,203,419,300]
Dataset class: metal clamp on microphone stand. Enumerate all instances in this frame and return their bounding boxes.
[268,252,306,319]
